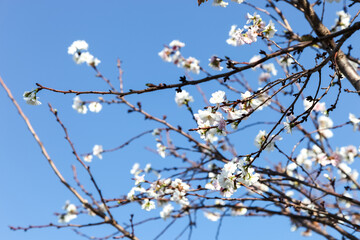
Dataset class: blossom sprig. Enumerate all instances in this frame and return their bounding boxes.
[72,96,103,114]
[23,89,41,106]
[58,201,77,223]
[159,40,200,74]
[254,130,282,152]
[191,89,272,140]
[68,40,100,67]
[226,13,277,47]
[128,178,191,209]
[205,157,260,197]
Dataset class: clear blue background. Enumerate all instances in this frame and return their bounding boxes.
[1,0,359,239]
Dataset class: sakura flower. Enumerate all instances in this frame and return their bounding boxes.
[169,40,185,49]
[76,52,101,67]
[209,56,223,71]
[182,57,200,74]
[246,12,261,25]
[72,96,87,114]
[58,201,77,223]
[67,40,88,55]
[349,113,360,131]
[263,20,277,38]
[231,0,244,3]
[130,163,141,175]
[68,40,100,66]
[141,199,156,211]
[83,154,93,163]
[88,102,102,113]
[333,11,351,31]
[258,72,271,84]
[194,107,226,142]
[144,163,152,173]
[93,145,103,159]
[231,203,247,216]
[23,90,41,106]
[279,56,294,68]
[175,90,194,106]
[156,143,166,158]
[254,130,282,151]
[212,0,228,7]
[262,63,277,76]
[338,162,359,181]
[340,145,358,164]
[226,25,249,46]
[204,211,221,221]
[160,204,174,220]
[134,174,145,185]
[215,199,225,211]
[223,107,248,129]
[316,115,334,139]
[158,47,173,62]
[209,90,226,104]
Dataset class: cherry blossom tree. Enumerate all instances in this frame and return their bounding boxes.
[2,0,360,239]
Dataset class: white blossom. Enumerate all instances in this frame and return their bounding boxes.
[333,11,351,31]
[67,40,88,55]
[262,63,277,76]
[93,145,103,159]
[349,113,360,131]
[156,143,166,158]
[141,199,156,211]
[182,57,200,74]
[130,163,141,175]
[58,201,77,223]
[254,130,282,151]
[84,154,93,163]
[231,203,247,216]
[175,90,194,107]
[279,56,294,68]
[160,204,174,220]
[204,211,221,221]
[88,102,102,113]
[23,91,41,106]
[316,115,334,139]
[72,96,87,114]
[212,0,228,7]
[263,20,277,38]
[340,145,357,164]
[169,40,185,49]
[209,90,226,104]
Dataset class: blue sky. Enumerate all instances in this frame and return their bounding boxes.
[1,1,360,240]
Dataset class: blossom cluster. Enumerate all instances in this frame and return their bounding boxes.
[193,89,271,142]
[68,40,100,67]
[206,157,260,197]
[58,201,77,223]
[127,163,191,219]
[227,13,276,47]
[72,96,103,114]
[212,0,244,8]
[83,144,103,163]
[158,40,200,74]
